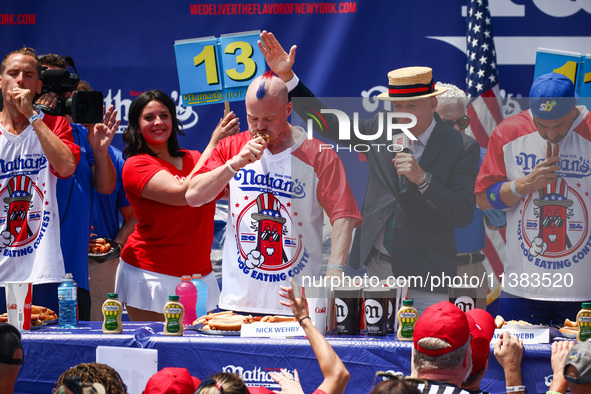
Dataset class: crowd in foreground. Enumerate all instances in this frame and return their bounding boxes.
[2,283,591,394]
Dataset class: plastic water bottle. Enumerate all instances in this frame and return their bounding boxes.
[58,273,77,328]
[191,274,209,318]
[175,275,197,325]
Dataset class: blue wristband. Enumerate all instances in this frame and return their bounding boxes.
[486,181,509,210]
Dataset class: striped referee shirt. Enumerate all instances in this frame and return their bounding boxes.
[415,380,487,394]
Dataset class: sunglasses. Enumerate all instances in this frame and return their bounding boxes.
[196,378,225,393]
[55,376,105,394]
[372,371,429,391]
[9,209,27,221]
[542,215,564,228]
[442,115,471,130]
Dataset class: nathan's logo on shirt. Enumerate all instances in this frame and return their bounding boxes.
[233,169,306,199]
[518,177,590,266]
[515,152,591,178]
[0,155,48,180]
[234,192,309,282]
[1,174,50,254]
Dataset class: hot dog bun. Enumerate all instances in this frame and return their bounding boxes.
[255,132,271,143]
[269,316,296,323]
[494,315,505,329]
[559,326,579,335]
[565,318,577,328]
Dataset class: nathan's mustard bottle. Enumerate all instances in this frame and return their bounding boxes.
[397,299,418,341]
[577,302,591,343]
[164,295,185,336]
[102,293,123,334]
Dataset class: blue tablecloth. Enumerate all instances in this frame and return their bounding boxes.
[16,322,159,393]
[15,322,556,394]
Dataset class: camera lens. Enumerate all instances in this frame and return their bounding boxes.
[75,99,90,117]
[69,91,104,123]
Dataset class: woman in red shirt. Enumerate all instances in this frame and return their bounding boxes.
[116,90,238,321]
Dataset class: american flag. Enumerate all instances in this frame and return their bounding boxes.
[465,0,506,299]
[465,0,504,148]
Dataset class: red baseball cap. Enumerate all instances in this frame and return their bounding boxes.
[143,367,201,394]
[465,308,495,376]
[414,301,470,357]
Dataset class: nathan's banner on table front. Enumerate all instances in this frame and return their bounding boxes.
[174,30,265,107]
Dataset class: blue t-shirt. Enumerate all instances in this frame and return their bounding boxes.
[455,147,487,254]
[91,146,129,240]
[56,124,94,290]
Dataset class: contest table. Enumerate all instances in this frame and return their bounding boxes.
[16,321,556,394]
[16,322,160,393]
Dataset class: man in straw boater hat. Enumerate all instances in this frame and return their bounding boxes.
[475,72,591,325]
[186,71,362,315]
[258,31,480,313]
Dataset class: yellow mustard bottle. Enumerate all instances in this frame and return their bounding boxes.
[577,302,591,343]
[164,295,185,336]
[397,299,418,341]
[102,293,123,334]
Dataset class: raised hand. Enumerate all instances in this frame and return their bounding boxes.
[279,280,308,322]
[228,136,267,170]
[258,30,297,82]
[86,105,120,154]
[9,86,36,117]
[211,111,240,144]
[521,141,561,193]
[269,369,304,394]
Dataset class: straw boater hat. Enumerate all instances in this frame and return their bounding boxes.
[377,66,447,101]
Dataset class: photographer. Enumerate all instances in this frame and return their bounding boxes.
[37,54,118,320]
[0,48,79,314]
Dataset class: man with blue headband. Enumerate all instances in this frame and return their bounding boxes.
[475,72,591,325]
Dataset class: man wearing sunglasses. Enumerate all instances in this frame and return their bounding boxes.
[475,73,591,325]
[435,83,506,308]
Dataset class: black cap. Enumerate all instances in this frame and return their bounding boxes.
[564,340,591,384]
[0,323,24,365]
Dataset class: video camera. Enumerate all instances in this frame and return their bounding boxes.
[35,65,103,124]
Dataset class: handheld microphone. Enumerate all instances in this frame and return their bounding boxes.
[393,134,414,193]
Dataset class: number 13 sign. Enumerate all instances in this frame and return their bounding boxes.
[174,30,265,107]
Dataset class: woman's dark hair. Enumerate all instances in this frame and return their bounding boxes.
[370,379,422,394]
[122,90,185,158]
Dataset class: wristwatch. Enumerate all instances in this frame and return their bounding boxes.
[28,112,40,124]
[418,172,432,192]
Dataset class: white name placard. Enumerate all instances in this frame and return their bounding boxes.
[241,322,305,338]
[492,327,549,344]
